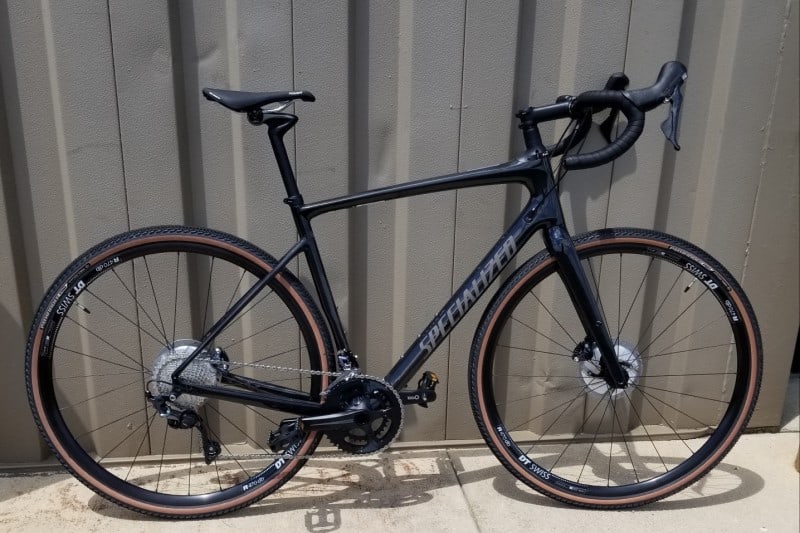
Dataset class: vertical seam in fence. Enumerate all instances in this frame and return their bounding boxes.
[40,0,78,258]
[444,0,469,441]
[740,0,793,285]
[602,0,635,231]
[105,0,132,233]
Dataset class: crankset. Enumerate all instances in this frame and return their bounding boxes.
[281,375,405,455]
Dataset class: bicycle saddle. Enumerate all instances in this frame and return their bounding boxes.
[202,88,316,112]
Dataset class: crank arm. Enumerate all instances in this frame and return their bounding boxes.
[299,408,384,431]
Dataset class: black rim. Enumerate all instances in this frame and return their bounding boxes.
[480,238,754,499]
[35,234,324,508]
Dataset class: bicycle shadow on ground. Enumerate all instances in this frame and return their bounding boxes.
[448,447,766,512]
[83,447,765,530]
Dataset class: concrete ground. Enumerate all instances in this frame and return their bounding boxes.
[2,376,797,533]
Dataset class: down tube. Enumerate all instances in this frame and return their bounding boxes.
[385,199,545,389]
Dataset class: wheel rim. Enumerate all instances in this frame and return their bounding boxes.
[31,234,328,510]
[477,237,756,501]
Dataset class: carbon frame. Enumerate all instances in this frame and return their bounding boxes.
[174,111,623,414]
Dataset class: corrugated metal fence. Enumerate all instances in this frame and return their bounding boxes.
[0,0,797,462]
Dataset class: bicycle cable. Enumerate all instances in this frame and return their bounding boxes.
[540,113,592,201]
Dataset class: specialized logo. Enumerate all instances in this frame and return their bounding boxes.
[418,235,517,356]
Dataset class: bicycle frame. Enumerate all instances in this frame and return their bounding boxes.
[173,111,626,414]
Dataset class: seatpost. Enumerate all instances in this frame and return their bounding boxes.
[261,113,303,201]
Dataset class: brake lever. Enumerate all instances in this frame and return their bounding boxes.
[660,82,684,150]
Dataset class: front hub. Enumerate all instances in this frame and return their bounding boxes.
[578,339,642,397]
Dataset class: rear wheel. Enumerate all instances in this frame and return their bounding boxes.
[26,226,334,518]
[469,228,761,508]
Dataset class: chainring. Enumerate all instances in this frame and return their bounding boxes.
[324,376,404,454]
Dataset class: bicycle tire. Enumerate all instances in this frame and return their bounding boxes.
[469,228,761,508]
[26,226,334,518]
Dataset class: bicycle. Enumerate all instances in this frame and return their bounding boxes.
[25,60,762,518]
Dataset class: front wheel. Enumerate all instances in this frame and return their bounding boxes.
[469,228,761,508]
[26,226,334,518]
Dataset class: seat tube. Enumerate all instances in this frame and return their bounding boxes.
[543,225,627,387]
[262,114,351,353]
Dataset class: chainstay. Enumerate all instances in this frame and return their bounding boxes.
[210,359,404,460]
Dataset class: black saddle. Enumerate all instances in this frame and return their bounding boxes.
[202,88,315,112]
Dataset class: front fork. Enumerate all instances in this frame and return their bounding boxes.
[543,225,628,388]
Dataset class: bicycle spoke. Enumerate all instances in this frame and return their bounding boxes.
[638,288,709,356]
[222,316,294,350]
[205,403,273,456]
[112,268,169,346]
[172,252,180,346]
[509,316,574,354]
[630,387,700,453]
[644,317,728,360]
[623,388,668,473]
[155,419,169,492]
[646,343,735,361]
[496,343,573,358]
[634,383,730,404]
[529,290,578,345]
[201,257,215,334]
[53,370,144,380]
[124,411,158,482]
[223,269,248,316]
[188,428,193,495]
[85,288,164,347]
[55,344,146,374]
[97,415,153,464]
[74,406,148,441]
[242,404,283,428]
[577,392,612,484]
[523,384,590,456]
[63,318,147,373]
[202,412,254,480]
[632,269,682,353]
[548,390,608,471]
[58,379,141,412]
[142,255,168,347]
[251,345,306,365]
[616,256,655,342]
[510,385,589,432]
[217,289,276,338]
[617,254,622,342]
[607,395,616,486]
[494,373,586,379]
[496,383,587,407]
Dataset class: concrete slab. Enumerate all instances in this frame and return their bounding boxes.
[0,433,797,532]
[449,432,800,533]
[0,450,478,533]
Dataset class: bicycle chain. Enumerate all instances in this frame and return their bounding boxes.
[209,359,403,461]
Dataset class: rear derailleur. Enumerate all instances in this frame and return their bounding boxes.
[148,393,220,464]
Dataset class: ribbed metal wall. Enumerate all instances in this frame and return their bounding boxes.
[0,0,797,462]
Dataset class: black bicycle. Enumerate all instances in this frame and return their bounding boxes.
[25,61,762,517]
